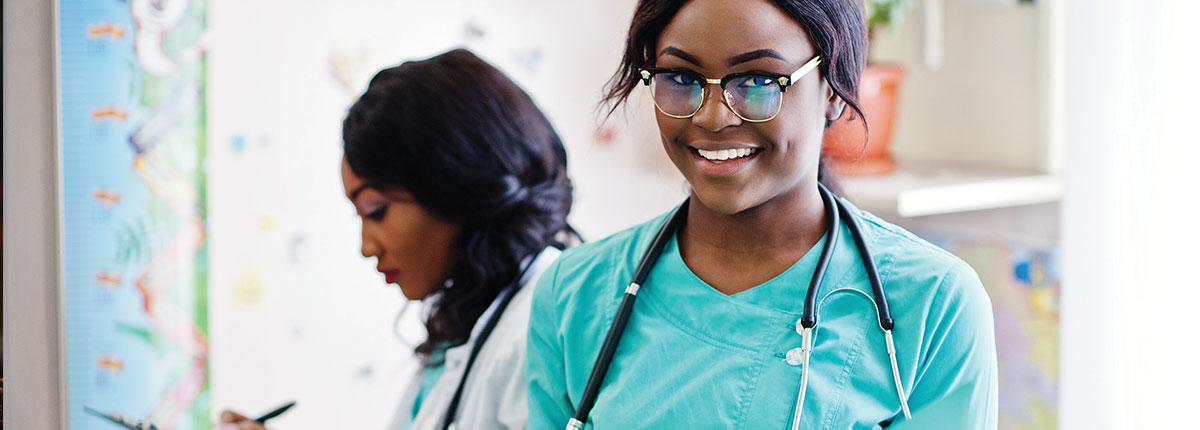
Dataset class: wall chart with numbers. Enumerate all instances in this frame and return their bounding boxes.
[58,0,210,428]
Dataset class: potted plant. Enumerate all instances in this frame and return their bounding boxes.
[823,0,914,176]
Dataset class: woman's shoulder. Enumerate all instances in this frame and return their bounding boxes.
[850,203,964,266]
[843,200,990,316]
[533,211,673,311]
[560,214,666,269]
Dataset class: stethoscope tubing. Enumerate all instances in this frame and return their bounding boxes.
[834,194,894,331]
[440,283,521,430]
[440,252,545,430]
[567,184,903,429]
[801,184,842,330]
[570,201,688,427]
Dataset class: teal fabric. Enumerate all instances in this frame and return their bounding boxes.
[409,349,447,429]
[527,199,998,429]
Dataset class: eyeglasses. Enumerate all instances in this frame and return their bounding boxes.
[638,55,822,123]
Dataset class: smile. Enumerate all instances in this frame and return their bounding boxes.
[696,147,759,161]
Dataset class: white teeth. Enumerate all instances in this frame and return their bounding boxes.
[697,148,757,161]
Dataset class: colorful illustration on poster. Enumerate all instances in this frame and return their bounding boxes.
[60,0,210,428]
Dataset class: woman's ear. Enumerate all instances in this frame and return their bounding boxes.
[825,86,847,122]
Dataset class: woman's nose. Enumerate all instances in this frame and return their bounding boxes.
[690,85,742,132]
[360,227,379,258]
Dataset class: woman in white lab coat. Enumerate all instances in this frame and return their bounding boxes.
[221,48,576,430]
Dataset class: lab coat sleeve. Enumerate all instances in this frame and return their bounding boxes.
[903,261,999,429]
[527,259,575,428]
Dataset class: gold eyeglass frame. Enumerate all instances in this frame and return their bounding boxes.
[638,55,822,123]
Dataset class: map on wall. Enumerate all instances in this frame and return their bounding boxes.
[924,234,1060,430]
[59,0,210,428]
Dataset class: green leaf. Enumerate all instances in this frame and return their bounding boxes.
[866,0,914,31]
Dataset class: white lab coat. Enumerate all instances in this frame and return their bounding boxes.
[389,247,561,430]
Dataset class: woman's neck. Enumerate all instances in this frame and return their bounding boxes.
[678,182,829,294]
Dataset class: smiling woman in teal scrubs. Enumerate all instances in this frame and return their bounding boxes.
[527,0,998,428]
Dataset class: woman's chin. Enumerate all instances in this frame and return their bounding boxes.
[397,284,434,301]
[690,187,761,216]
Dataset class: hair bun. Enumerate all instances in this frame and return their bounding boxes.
[487,174,572,219]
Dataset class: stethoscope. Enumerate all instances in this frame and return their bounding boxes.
[566,184,912,430]
[389,251,544,430]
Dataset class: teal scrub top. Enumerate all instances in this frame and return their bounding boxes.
[409,348,447,428]
[528,199,998,429]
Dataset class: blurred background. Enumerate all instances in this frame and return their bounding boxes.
[4,0,1199,429]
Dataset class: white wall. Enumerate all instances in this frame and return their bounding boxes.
[1059,0,1200,428]
[207,1,685,428]
[870,0,1047,171]
[1108,0,1200,426]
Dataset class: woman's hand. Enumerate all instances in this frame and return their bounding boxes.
[217,410,268,430]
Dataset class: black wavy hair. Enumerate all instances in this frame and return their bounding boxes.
[602,0,870,194]
[342,49,575,360]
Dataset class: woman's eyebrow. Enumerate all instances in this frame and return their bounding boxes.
[657,47,788,68]
[658,46,702,66]
[727,49,787,67]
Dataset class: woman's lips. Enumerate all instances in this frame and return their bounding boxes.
[688,146,760,176]
[381,270,400,284]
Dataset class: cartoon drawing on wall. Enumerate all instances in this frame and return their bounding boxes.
[511,47,544,75]
[61,0,211,428]
[288,233,312,267]
[462,20,486,40]
[93,271,122,305]
[131,0,205,76]
[593,126,618,147]
[88,21,128,40]
[233,268,267,307]
[329,46,379,95]
[92,106,131,121]
[229,133,278,155]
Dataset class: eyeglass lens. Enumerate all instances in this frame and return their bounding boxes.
[648,72,782,121]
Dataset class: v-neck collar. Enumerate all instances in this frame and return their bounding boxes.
[637,200,871,351]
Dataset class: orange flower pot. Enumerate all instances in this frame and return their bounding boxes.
[822,65,906,176]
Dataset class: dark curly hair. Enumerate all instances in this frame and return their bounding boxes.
[342,49,575,361]
[601,0,870,194]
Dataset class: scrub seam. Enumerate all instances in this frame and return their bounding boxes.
[913,263,960,382]
[855,205,962,265]
[733,312,781,430]
[637,291,759,354]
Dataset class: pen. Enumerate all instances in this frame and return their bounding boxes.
[84,406,160,430]
[253,401,296,424]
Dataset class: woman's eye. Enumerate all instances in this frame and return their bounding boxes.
[364,203,390,221]
[670,73,698,86]
[739,76,775,88]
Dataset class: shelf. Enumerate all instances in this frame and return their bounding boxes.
[839,165,1063,217]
